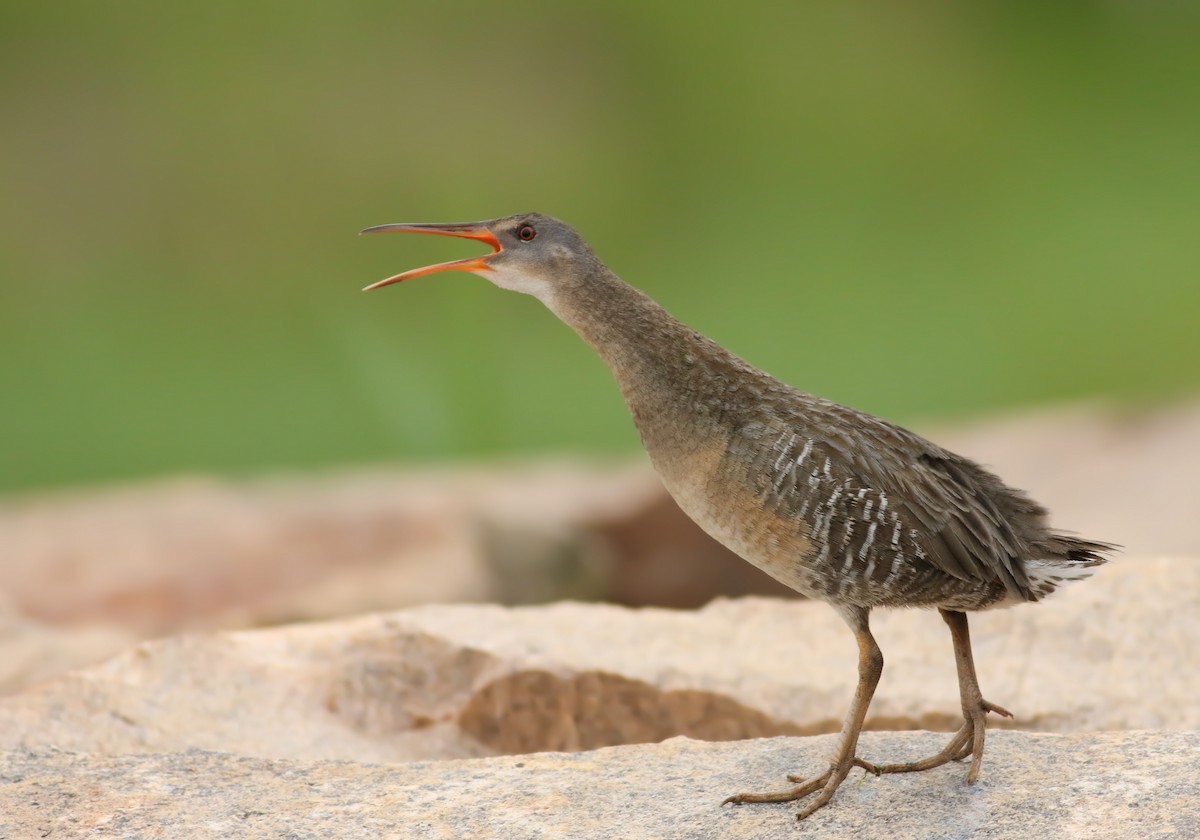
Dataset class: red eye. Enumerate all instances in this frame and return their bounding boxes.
[517,224,536,242]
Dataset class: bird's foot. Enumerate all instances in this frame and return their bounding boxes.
[723,756,873,821]
[866,698,1012,783]
[787,757,879,781]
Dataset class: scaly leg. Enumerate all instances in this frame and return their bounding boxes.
[723,605,883,821]
[866,608,1011,782]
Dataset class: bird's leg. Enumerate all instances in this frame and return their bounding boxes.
[867,609,1012,781]
[723,607,882,821]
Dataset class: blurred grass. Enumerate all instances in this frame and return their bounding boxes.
[1,1,1198,494]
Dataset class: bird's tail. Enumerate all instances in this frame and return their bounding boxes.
[1043,534,1118,567]
[1024,534,1117,599]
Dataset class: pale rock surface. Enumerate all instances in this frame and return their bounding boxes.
[0,558,1194,764]
[2,732,1196,839]
[0,593,134,696]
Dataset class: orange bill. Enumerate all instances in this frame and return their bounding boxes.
[360,222,501,290]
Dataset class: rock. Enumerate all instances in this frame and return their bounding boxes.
[0,463,665,636]
[0,460,772,695]
[0,399,1196,697]
[2,731,1196,839]
[1,557,1194,764]
[0,593,134,696]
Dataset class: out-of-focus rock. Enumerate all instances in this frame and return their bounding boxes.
[0,593,134,696]
[3,732,1197,839]
[0,399,1195,696]
[0,463,664,636]
[1,557,1193,763]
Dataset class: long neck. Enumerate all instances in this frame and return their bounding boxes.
[542,267,765,457]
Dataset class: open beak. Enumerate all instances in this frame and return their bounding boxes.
[360,221,501,291]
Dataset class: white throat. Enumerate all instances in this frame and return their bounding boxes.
[474,265,560,311]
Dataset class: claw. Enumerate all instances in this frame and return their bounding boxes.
[983,700,1013,718]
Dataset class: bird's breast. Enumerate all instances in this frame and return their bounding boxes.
[644,423,823,598]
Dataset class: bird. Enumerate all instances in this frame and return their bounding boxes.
[360,212,1114,821]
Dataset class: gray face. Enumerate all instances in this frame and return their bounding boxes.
[481,213,594,291]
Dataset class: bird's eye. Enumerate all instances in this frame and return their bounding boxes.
[517,224,536,242]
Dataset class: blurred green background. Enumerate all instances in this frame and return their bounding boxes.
[2,2,1197,495]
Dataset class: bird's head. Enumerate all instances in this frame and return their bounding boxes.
[361,213,595,303]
